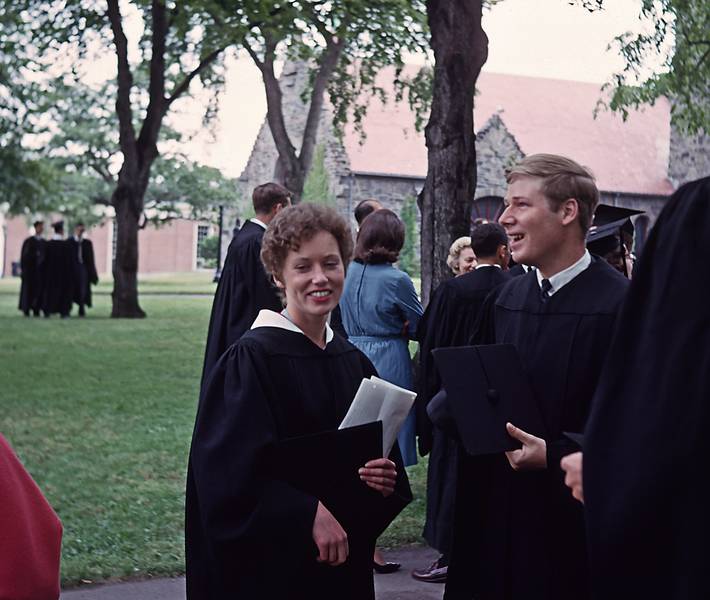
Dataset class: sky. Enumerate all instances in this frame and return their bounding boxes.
[181,0,652,178]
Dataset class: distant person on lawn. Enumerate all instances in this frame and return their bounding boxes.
[200,182,290,388]
[66,222,99,317]
[18,220,46,317]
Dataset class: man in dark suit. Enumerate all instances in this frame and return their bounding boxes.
[200,182,291,387]
[67,222,99,317]
[413,222,511,583]
[18,220,46,317]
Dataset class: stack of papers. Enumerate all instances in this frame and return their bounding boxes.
[339,376,417,457]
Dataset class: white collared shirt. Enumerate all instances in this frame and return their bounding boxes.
[536,250,591,296]
[250,309,334,345]
[250,217,268,230]
[475,263,502,270]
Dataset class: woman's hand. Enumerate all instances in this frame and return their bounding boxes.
[312,501,348,566]
[359,458,397,497]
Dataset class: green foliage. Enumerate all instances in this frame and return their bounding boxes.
[0,276,427,582]
[301,144,336,206]
[596,0,709,134]
[399,195,421,278]
[198,234,220,268]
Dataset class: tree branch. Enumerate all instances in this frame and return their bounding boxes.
[165,44,228,108]
[106,0,137,165]
[298,34,345,174]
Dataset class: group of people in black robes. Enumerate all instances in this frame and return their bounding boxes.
[186,156,710,600]
[18,220,98,318]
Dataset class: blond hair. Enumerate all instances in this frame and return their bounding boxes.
[506,154,599,233]
[446,236,473,274]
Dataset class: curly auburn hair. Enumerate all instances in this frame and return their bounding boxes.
[260,203,354,280]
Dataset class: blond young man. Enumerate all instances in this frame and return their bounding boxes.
[439,155,629,600]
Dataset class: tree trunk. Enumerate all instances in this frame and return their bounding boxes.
[111,181,146,318]
[419,0,488,306]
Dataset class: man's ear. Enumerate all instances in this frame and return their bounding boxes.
[560,198,579,226]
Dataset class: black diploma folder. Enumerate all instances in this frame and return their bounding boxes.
[273,421,397,537]
[432,344,546,456]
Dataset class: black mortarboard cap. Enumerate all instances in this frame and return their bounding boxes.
[587,205,644,255]
[432,344,546,456]
[273,421,402,538]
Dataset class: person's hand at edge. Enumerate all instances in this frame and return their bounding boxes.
[561,451,584,503]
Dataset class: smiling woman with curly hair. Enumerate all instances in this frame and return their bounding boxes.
[186,203,412,600]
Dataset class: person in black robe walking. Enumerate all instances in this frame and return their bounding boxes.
[200,182,289,387]
[18,220,46,317]
[40,221,73,318]
[413,223,511,583]
[186,203,411,599]
[560,176,710,600]
[66,223,99,317]
[438,154,629,600]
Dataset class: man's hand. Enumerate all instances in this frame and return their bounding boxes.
[505,422,547,470]
[359,458,397,497]
[312,501,348,566]
[560,452,584,503]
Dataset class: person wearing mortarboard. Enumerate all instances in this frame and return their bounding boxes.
[66,222,99,317]
[40,220,74,318]
[18,220,46,317]
[586,204,644,279]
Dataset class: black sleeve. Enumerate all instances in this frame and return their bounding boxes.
[85,241,98,284]
[244,238,282,314]
[189,342,319,562]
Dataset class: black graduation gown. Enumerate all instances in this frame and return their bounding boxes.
[583,177,710,600]
[40,239,73,316]
[18,236,45,315]
[200,220,282,386]
[443,257,628,600]
[417,266,510,555]
[66,238,99,308]
[186,321,412,600]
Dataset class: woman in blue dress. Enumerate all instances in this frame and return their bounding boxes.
[339,209,423,467]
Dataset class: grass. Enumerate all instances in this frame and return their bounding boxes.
[0,275,427,586]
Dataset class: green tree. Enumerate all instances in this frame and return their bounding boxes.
[241,0,428,201]
[1,1,246,317]
[399,195,420,278]
[599,0,709,134]
[301,144,335,206]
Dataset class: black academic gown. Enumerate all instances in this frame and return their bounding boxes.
[66,237,99,309]
[417,266,510,555]
[40,239,73,316]
[18,236,45,315]
[186,316,412,600]
[200,220,282,387]
[584,177,710,600]
[443,257,628,600]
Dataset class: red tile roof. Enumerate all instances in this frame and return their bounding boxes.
[344,69,673,195]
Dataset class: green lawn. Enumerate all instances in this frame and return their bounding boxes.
[0,277,427,586]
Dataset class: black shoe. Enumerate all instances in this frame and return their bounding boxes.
[412,557,448,583]
[373,561,401,574]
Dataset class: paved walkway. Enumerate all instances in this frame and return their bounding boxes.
[61,546,444,600]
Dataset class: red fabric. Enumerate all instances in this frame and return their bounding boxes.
[0,434,62,600]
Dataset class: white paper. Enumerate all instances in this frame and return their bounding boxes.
[339,376,417,457]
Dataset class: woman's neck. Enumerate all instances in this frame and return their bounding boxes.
[283,308,328,349]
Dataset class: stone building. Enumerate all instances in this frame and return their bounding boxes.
[239,64,707,257]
